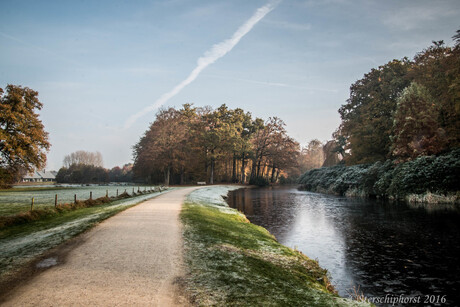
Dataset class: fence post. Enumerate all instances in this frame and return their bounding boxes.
[31,197,34,211]
[90,191,93,200]
[106,190,108,198]
[132,187,135,195]
[116,189,118,197]
[74,194,77,204]
[55,194,58,207]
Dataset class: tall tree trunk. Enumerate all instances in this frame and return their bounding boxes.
[232,154,237,183]
[204,161,208,182]
[250,158,257,181]
[263,163,268,178]
[256,159,262,177]
[235,160,239,183]
[180,165,185,185]
[164,165,171,186]
[241,153,246,183]
[210,158,215,184]
[270,164,276,183]
[204,149,208,181]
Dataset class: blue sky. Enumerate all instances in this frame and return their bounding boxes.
[1,0,459,170]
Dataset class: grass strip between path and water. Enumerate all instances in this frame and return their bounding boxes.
[181,186,373,306]
[0,188,173,284]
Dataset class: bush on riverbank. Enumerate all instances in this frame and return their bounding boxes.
[298,149,460,203]
[181,187,372,306]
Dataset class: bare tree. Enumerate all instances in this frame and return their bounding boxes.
[63,150,104,168]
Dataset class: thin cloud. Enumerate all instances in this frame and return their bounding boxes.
[124,0,281,128]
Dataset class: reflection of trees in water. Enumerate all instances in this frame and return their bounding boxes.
[228,187,299,242]
[229,188,460,306]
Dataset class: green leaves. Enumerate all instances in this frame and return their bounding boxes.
[338,59,411,165]
[391,82,447,161]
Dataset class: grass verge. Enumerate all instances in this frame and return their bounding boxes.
[181,186,373,306]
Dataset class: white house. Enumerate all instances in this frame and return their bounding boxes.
[22,170,56,183]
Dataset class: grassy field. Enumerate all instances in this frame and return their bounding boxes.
[0,185,158,216]
[181,186,372,306]
[0,188,173,281]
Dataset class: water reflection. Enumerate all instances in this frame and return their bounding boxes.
[228,186,460,306]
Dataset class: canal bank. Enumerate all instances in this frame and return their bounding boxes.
[181,186,371,306]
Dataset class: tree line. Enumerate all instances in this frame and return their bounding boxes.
[335,30,460,165]
[133,104,300,185]
[298,29,460,202]
[56,151,133,184]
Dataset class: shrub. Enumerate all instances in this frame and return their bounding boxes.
[299,149,460,202]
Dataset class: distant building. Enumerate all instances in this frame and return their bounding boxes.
[22,170,57,183]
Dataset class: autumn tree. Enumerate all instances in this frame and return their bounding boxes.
[338,59,412,164]
[133,105,300,185]
[331,30,459,167]
[0,85,50,187]
[391,82,447,161]
[232,109,256,183]
[133,107,188,185]
[176,104,202,184]
[267,128,299,182]
[249,117,274,182]
[108,164,133,182]
[410,40,460,148]
[199,105,235,184]
[299,139,324,172]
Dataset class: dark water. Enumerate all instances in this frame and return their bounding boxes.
[227,186,460,306]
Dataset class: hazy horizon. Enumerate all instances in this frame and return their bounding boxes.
[1,0,459,170]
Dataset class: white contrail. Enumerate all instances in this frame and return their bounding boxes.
[124,0,280,128]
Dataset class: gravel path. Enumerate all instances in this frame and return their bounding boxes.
[1,187,200,306]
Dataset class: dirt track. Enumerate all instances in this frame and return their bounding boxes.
[1,187,199,306]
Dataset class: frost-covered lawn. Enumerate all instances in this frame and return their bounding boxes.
[181,186,373,306]
[0,189,173,279]
[0,185,157,216]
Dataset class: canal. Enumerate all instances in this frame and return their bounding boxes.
[227,186,460,306]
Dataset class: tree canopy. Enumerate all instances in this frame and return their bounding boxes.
[391,82,447,161]
[336,30,460,165]
[133,104,300,185]
[0,85,50,187]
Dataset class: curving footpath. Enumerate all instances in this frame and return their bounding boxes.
[1,187,201,306]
